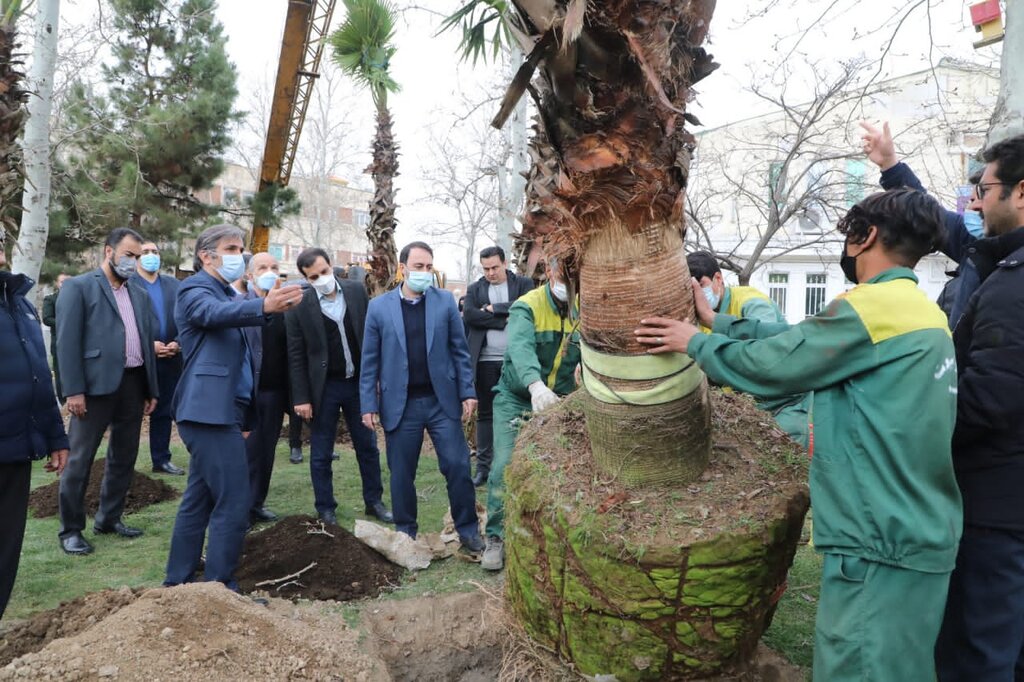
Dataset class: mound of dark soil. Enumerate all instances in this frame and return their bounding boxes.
[236,515,403,602]
[0,587,142,666]
[27,459,179,519]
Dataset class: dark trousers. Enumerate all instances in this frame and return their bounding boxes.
[59,368,146,538]
[384,393,478,539]
[474,361,503,471]
[288,410,303,448]
[0,461,31,621]
[147,359,180,467]
[164,418,250,589]
[309,376,383,513]
[245,387,286,511]
[936,525,1024,681]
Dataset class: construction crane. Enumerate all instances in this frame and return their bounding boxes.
[249,0,337,253]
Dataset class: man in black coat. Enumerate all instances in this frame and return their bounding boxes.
[56,227,159,555]
[930,134,1024,679]
[243,252,288,524]
[130,240,184,475]
[462,246,534,486]
[286,248,391,526]
[0,231,69,620]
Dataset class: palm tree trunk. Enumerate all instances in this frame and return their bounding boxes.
[579,219,711,485]
[364,105,399,296]
[0,10,28,241]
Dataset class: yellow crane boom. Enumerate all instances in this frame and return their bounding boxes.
[250,0,336,252]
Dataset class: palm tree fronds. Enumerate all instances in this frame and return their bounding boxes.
[438,0,511,65]
[330,0,400,107]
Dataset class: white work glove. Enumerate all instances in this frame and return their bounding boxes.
[528,381,560,412]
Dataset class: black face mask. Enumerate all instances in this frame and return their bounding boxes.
[840,243,858,284]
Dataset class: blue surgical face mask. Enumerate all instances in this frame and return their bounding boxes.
[406,271,433,293]
[964,210,984,238]
[139,254,161,273]
[702,285,721,311]
[216,253,245,283]
[256,272,279,292]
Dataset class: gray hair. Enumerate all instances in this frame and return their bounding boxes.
[193,224,246,271]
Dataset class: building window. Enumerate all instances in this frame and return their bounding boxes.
[355,210,370,228]
[268,243,285,261]
[223,188,241,207]
[805,273,827,318]
[768,273,788,313]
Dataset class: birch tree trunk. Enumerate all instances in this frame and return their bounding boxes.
[989,0,1024,145]
[12,0,60,282]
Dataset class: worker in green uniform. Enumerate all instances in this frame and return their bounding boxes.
[481,257,580,572]
[636,189,962,681]
[687,251,783,330]
[687,251,811,448]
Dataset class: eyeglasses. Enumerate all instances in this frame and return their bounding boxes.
[976,181,1013,199]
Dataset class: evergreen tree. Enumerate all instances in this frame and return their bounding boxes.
[60,0,239,256]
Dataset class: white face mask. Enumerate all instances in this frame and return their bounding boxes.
[702,285,721,311]
[312,275,337,296]
[550,281,568,302]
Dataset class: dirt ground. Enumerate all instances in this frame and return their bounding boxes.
[1,584,803,681]
[362,590,504,681]
[27,459,179,519]
[235,515,404,601]
[0,583,387,681]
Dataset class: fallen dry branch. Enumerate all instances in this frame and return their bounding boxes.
[254,561,317,587]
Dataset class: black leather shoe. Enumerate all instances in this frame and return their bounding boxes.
[364,501,394,523]
[60,533,94,555]
[289,447,303,464]
[471,467,490,488]
[250,507,278,523]
[318,510,338,525]
[94,521,144,538]
[152,461,185,476]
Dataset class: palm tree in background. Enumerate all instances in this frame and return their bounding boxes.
[330,0,400,296]
[0,0,27,243]
[445,0,720,484]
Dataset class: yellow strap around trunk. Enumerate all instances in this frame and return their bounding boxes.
[581,342,704,406]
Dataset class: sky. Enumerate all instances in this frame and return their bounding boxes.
[53,0,1005,277]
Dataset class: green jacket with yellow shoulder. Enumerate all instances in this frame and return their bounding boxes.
[701,285,811,446]
[688,268,962,573]
[496,284,580,401]
[700,285,784,332]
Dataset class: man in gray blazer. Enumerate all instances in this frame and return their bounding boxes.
[56,227,158,555]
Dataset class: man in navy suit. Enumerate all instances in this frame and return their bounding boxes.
[163,224,302,590]
[360,241,483,552]
[130,240,185,475]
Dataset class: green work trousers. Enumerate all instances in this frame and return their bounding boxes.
[484,390,532,539]
[813,553,951,681]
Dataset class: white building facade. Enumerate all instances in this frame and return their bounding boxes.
[689,60,999,323]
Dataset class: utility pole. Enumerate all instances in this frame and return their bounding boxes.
[12,0,60,283]
[495,44,528,256]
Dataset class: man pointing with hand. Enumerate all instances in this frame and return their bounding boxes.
[164,224,303,591]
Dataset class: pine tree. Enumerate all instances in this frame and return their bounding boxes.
[61,0,239,257]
